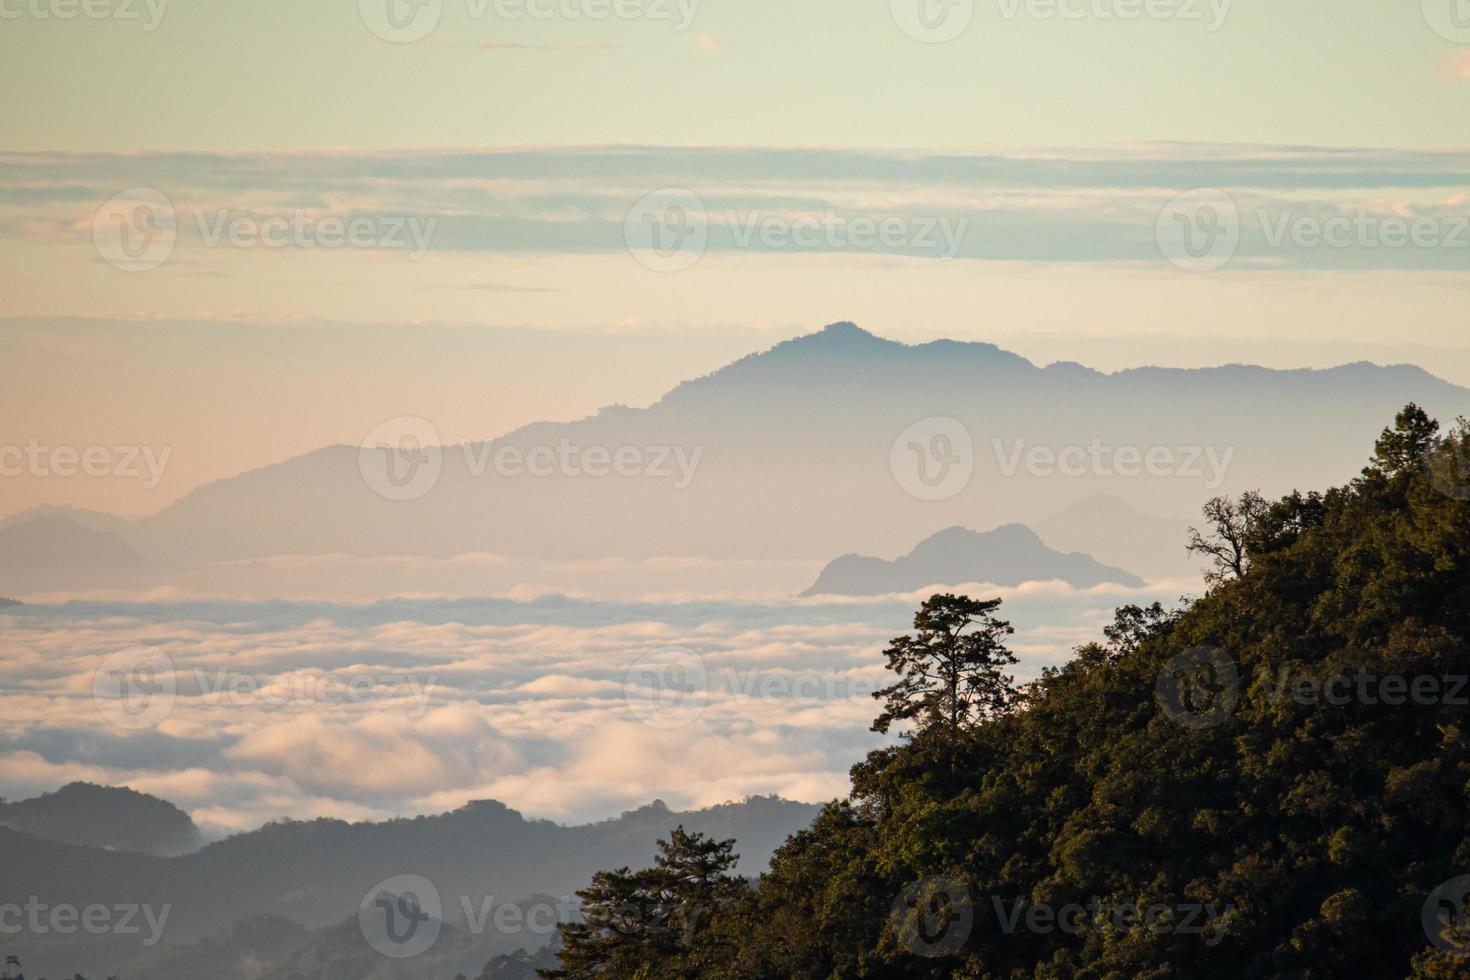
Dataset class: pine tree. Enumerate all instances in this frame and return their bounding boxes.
[540,827,740,979]
[870,593,1017,741]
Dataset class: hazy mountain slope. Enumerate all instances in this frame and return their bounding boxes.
[802,524,1142,596]
[0,504,138,535]
[259,914,493,980]
[1034,494,1197,581]
[0,781,204,855]
[9,324,1470,591]
[0,793,820,972]
[124,908,559,980]
[0,511,152,592]
[125,914,314,980]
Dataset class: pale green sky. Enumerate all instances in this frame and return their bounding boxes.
[1,1,1467,151]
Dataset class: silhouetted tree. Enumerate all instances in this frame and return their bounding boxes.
[1372,402,1439,474]
[540,827,740,979]
[870,593,1016,741]
[1101,601,1175,659]
[1187,490,1268,585]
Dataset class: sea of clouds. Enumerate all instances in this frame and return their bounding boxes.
[0,579,1184,837]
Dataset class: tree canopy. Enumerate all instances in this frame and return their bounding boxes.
[547,406,1470,979]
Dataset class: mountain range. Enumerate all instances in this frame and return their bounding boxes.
[0,784,820,979]
[4,322,1467,596]
[0,781,203,856]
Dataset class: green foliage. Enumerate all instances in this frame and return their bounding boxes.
[552,406,1470,978]
[870,593,1018,741]
[539,827,742,980]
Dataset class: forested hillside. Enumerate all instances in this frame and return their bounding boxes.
[546,406,1470,979]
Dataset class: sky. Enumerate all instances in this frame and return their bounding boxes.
[1,1,1467,151]
[1,1,1469,514]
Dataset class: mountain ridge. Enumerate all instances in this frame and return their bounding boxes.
[6,323,1470,591]
[802,523,1143,596]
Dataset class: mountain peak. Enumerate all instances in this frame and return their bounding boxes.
[777,321,894,353]
[818,320,872,338]
[916,524,1041,550]
[802,522,1141,596]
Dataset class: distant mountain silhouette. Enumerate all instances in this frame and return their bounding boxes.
[0,782,202,856]
[0,511,152,593]
[126,906,562,980]
[5,323,1469,594]
[0,504,136,535]
[802,524,1142,596]
[477,946,559,979]
[0,790,819,979]
[257,911,490,980]
[0,596,19,607]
